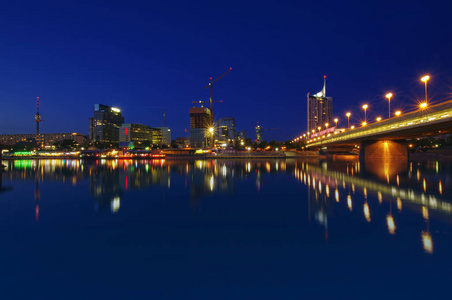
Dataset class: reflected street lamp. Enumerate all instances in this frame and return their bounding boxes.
[346,112,351,129]
[386,93,393,118]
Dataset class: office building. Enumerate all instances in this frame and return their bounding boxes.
[307,76,333,133]
[89,104,124,143]
[119,124,171,148]
[217,117,236,146]
[0,133,84,147]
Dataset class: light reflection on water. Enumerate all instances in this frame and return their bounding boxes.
[1,157,452,296]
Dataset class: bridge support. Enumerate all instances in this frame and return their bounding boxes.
[359,140,409,179]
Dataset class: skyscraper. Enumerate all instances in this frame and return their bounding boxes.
[89,104,124,143]
[255,124,263,143]
[307,76,333,133]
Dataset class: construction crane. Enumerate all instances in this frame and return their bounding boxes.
[263,127,279,132]
[192,100,223,107]
[204,67,232,125]
[160,109,166,149]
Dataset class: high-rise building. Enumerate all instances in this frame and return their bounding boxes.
[90,104,124,143]
[307,76,333,133]
[217,117,236,145]
[189,107,212,148]
[255,124,263,143]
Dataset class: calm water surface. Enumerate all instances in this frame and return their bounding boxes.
[1,158,451,298]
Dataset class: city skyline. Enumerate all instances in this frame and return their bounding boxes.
[0,1,451,141]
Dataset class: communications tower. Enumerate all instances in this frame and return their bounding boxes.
[35,97,41,147]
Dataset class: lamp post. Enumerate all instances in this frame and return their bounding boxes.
[209,127,214,148]
[325,123,329,129]
[346,112,351,129]
[334,118,338,128]
[362,104,368,122]
[386,93,393,118]
[421,75,430,104]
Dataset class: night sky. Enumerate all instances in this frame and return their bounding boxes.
[1,0,451,141]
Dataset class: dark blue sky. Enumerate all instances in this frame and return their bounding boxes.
[1,0,451,141]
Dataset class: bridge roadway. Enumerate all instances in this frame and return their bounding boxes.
[306,100,452,148]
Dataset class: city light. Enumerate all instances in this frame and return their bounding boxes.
[386,93,393,118]
[395,110,401,117]
[361,121,367,126]
[420,102,428,109]
[421,75,430,104]
[346,112,351,128]
[376,117,382,122]
[334,118,338,128]
[362,104,368,122]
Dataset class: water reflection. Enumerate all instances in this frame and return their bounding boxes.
[3,157,452,255]
[294,158,452,254]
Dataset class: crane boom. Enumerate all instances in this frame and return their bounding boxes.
[204,67,232,125]
[160,109,166,148]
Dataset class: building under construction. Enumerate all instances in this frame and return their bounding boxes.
[189,106,212,148]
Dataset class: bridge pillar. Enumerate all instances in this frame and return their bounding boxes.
[359,140,409,179]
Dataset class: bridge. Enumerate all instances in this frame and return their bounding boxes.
[305,100,452,163]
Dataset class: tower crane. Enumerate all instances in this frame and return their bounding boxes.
[192,100,223,108]
[205,68,232,125]
[160,109,166,148]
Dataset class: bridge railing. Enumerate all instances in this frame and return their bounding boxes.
[306,99,452,147]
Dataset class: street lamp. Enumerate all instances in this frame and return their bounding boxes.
[376,117,382,122]
[421,75,430,103]
[362,104,368,122]
[325,123,329,129]
[208,127,214,147]
[420,102,428,110]
[318,126,321,132]
[362,121,367,127]
[395,110,401,117]
[346,112,351,129]
[334,118,338,128]
[386,93,393,118]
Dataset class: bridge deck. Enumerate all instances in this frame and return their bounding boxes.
[306,100,452,148]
